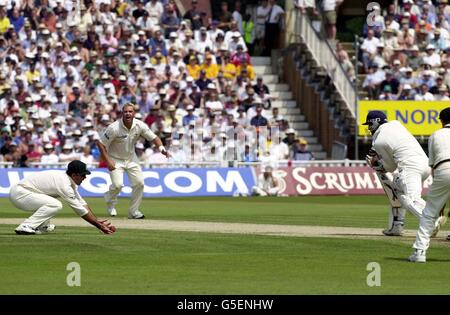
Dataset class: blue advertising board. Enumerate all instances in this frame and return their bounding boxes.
[0,168,256,197]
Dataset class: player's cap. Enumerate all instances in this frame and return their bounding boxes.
[439,107,450,122]
[67,160,91,176]
[362,110,387,125]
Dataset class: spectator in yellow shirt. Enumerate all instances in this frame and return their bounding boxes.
[221,55,237,80]
[187,55,201,79]
[0,7,10,34]
[202,54,219,79]
[237,59,256,80]
[25,63,40,84]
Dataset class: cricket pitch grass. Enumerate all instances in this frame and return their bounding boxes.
[1,196,450,294]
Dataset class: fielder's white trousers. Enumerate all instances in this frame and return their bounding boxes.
[251,186,280,196]
[413,166,450,251]
[105,157,144,216]
[393,166,430,219]
[9,185,63,229]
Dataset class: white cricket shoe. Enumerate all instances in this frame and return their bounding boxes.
[128,210,145,219]
[15,224,41,235]
[382,221,404,236]
[107,206,117,217]
[408,249,426,263]
[431,216,447,238]
[37,224,56,233]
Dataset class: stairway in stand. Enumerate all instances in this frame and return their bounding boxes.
[252,56,327,159]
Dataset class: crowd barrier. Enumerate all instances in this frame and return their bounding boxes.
[0,164,433,197]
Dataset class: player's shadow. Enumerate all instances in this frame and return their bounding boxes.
[385,257,450,263]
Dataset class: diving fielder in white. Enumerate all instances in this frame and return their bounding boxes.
[363,111,446,236]
[10,160,116,235]
[409,107,450,263]
[97,103,168,219]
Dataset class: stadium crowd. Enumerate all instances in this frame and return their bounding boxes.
[360,0,450,100]
[0,0,314,168]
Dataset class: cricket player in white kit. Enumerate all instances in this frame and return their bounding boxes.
[10,160,116,235]
[97,103,168,219]
[363,111,446,236]
[409,108,450,263]
[251,166,281,196]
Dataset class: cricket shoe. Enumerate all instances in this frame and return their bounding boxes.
[447,234,450,241]
[431,215,447,238]
[128,210,145,219]
[408,249,426,263]
[382,221,404,236]
[107,206,117,217]
[15,224,42,235]
[37,224,56,233]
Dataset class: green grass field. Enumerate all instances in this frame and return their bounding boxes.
[1,196,450,294]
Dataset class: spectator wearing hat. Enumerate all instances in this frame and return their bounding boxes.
[182,104,198,126]
[293,138,314,161]
[230,43,251,67]
[423,44,441,68]
[398,84,415,100]
[40,143,59,165]
[418,69,436,89]
[202,54,219,79]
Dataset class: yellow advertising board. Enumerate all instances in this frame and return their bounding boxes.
[358,101,450,136]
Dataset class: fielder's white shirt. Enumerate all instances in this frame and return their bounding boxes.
[428,124,450,169]
[16,170,88,216]
[100,118,157,161]
[372,120,429,172]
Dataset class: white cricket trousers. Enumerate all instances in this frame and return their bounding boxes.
[393,166,430,219]
[9,185,63,229]
[251,186,279,196]
[104,158,144,216]
[413,165,450,251]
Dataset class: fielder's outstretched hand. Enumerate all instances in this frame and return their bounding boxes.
[98,219,117,234]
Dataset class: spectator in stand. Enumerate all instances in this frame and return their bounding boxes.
[217,1,233,32]
[415,83,435,100]
[292,138,314,161]
[361,29,381,72]
[250,103,268,127]
[255,0,270,54]
[398,84,415,100]
[363,63,385,100]
[322,0,343,41]
[242,13,255,55]
[263,0,284,56]
[232,1,244,34]
[379,85,397,100]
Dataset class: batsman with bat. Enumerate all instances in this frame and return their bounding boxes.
[363,111,446,237]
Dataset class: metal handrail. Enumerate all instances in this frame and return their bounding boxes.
[293,10,357,118]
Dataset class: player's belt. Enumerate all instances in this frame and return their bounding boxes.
[433,159,450,170]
